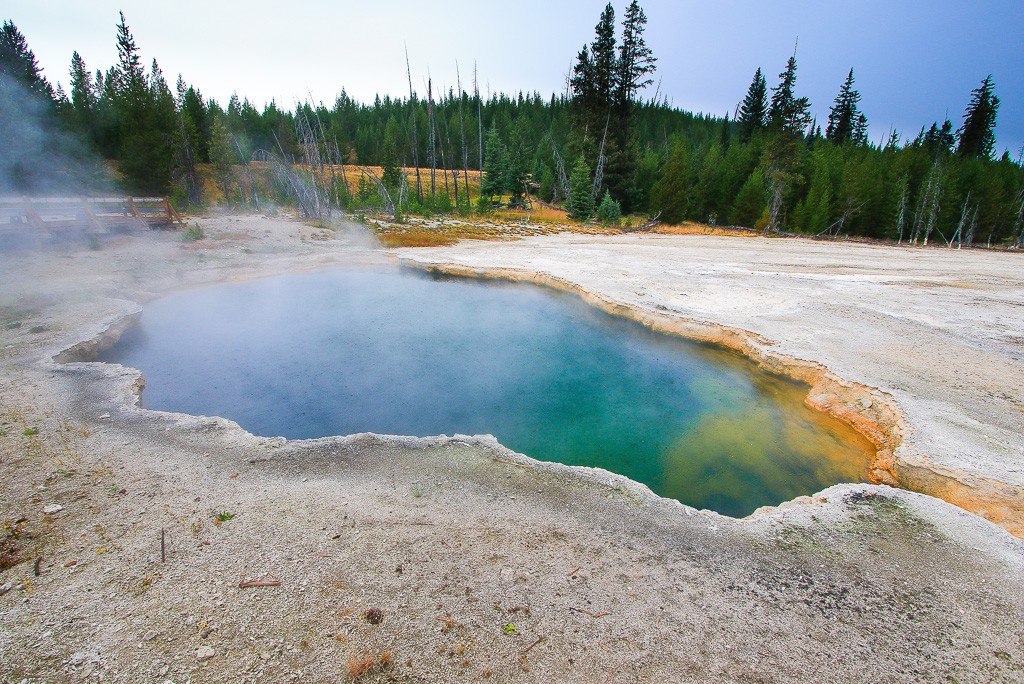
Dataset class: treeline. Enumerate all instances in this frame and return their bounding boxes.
[2,6,1023,247]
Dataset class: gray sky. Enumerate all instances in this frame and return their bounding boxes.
[10,0,1024,156]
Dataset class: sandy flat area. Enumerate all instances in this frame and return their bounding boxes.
[1,215,1022,683]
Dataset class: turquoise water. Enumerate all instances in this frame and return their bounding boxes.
[99,267,874,517]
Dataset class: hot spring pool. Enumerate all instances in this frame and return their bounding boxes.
[98,267,875,517]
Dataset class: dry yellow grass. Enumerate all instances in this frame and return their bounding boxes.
[651,221,757,237]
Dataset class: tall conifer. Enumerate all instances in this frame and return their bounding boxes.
[0,20,52,98]
[616,0,656,113]
[826,69,865,145]
[768,56,810,135]
[736,68,767,142]
[956,75,999,159]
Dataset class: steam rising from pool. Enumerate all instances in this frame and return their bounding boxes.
[99,268,874,517]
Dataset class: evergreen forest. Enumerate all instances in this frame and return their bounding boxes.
[1,4,1022,248]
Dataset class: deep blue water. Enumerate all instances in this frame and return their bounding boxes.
[99,267,873,517]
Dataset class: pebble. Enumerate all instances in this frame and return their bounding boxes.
[196,645,215,661]
[44,504,63,514]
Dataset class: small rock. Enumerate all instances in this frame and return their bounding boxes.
[196,645,215,661]
[98,413,111,419]
[260,651,272,660]
[143,630,159,641]
[44,504,63,514]
[0,582,16,596]
[29,325,46,334]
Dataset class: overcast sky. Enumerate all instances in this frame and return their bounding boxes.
[9,0,1024,156]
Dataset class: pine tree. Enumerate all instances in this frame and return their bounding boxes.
[591,4,618,107]
[729,169,767,227]
[503,124,529,207]
[616,0,656,114]
[181,87,210,162]
[0,20,52,98]
[736,68,767,143]
[768,56,811,136]
[568,45,594,118]
[568,155,594,221]
[956,75,1000,159]
[650,139,691,224]
[114,12,146,111]
[826,69,865,145]
[111,12,174,193]
[596,190,621,224]
[67,51,94,133]
[480,127,507,200]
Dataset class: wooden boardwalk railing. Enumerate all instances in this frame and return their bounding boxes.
[0,196,184,242]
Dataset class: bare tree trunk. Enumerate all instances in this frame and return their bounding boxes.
[457,62,470,206]
[175,112,202,206]
[231,134,259,211]
[965,205,978,247]
[592,110,611,201]
[1011,185,1024,249]
[763,167,785,235]
[427,78,437,200]
[437,96,455,207]
[922,161,943,246]
[475,63,483,174]
[895,177,907,244]
[952,192,971,248]
[549,135,571,206]
[912,157,941,244]
[405,47,423,202]
[334,137,349,206]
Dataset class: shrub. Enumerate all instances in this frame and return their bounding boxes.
[183,223,205,241]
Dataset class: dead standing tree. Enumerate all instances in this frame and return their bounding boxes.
[762,166,786,235]
[231,134,260,211]
[457,63,471,204]
[910,156,942,245]
[592,111,611,201]
[173,113,202,206]
[356,166,397,218]
[252,148,322,218]
[405,48,423,202]
[546,133,572,206]
[294,107,329,219]
[475,63,483,180]
[1010,184,1024,249]
[427,78,437,199]
[894,175,908,244]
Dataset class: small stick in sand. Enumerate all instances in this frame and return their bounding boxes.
[523,636,546,653]
[567,567,580,577]
[160,528,165,563]
[238,580,281,588]
[492,458,533,469]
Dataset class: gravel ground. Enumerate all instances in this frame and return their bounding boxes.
[1,215,1022,683]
